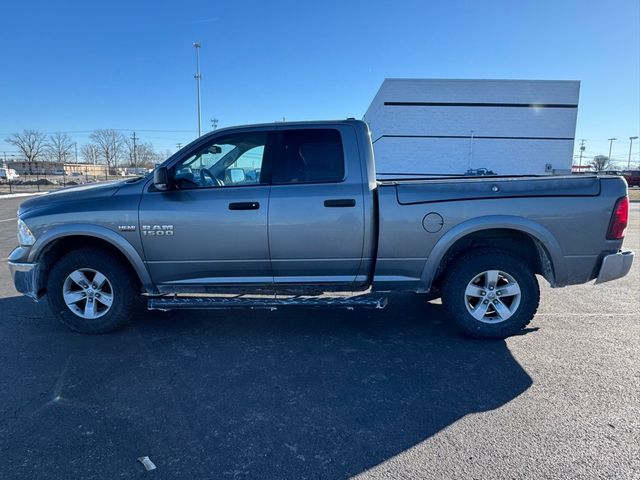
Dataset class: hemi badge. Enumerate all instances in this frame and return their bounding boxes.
[118,225,137,232]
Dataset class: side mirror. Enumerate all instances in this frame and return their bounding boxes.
[228,168,246,184]
[153,166,170,191]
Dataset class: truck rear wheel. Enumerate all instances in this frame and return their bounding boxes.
[47,248,140,334]
[441,248,540,339]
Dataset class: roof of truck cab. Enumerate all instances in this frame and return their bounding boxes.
[210,118,365,136]
[198,119,365,137]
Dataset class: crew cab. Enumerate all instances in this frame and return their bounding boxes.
[8,120,634,338]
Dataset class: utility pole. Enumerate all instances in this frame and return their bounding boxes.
[578,139,586,167]
[629,136,639,169]
[607,138,616,162]
[176,143,182,151]
[193,41,202,138]
[131,132,138,168]
[468,130,474,170]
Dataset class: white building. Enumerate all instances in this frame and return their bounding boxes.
[363,78,580,176]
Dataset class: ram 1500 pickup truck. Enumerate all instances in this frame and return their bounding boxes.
[8,120,634,338]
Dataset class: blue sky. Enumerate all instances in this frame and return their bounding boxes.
[1,0,638,165]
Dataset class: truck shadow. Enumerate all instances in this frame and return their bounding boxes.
[0,293,532,479]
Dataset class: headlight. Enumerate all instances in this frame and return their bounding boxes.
[17,219,36,246]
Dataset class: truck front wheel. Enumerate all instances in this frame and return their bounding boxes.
[441,249,540,339]
[47,248,140,334]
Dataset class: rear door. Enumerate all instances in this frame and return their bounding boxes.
[267,125,366,289]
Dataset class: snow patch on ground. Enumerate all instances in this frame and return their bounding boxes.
[0,192,48,199]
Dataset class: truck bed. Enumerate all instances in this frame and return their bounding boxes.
[373,174,626,292]
[378,175,600,204]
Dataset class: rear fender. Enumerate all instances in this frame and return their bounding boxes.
[418,215,567,292]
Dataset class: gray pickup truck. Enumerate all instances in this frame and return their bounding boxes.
[8,120,634,338]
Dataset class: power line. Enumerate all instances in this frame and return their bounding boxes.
[0,128,194,136]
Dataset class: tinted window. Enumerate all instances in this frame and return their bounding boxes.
[273,129,344,184]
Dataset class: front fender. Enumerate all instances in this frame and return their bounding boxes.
[418,215,567,292]
[28,224,155,292]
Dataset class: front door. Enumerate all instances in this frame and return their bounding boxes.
[267,126,366,288]
[139,129,274,289]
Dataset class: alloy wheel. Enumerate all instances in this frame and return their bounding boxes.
[62,268,114,319]
[464,269,522,323]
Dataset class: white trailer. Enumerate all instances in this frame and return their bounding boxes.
[0,167,19,180]
[363,78,580,176]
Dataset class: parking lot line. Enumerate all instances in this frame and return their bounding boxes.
[0,218,17,223]
[537,312,637,316]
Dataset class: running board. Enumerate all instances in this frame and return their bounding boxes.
[147,295,388,311]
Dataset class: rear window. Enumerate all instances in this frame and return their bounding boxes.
[273,129,345,184]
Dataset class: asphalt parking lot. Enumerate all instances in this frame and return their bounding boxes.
[0,196,638,480]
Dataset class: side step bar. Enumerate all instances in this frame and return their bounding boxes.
[148,295,388,311]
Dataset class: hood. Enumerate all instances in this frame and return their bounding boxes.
[18,180,125,215]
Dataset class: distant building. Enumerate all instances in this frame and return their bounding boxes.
[363,79,580,175]
[64,163,109,177]
[7,161,110,177]
[7,160,65,175]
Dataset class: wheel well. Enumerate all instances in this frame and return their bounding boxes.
[37,236,141,295]
[432,228,555,291]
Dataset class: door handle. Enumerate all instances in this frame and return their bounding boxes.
[324,199,356,208]
[228,202,260,210]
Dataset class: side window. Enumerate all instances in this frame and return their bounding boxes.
[273,129,345,184]
[172,131,267,189]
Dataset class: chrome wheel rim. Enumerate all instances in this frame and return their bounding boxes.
[62,268,114,319]
[464,270,521,324]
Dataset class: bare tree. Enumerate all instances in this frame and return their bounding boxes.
[592,155,611,172]
[135,143,157,168]
[4,129,47,162]
[160,149,173,163]
[89,129,125,172]
[120,138,161,168]
[123,136,134,167]
[46,132,75,163]
[80,144,100,164]
[122,135,143,168]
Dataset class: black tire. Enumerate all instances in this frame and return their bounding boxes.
[47,248,140,334]
[441,248,540,339]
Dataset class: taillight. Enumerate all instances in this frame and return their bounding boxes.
[607,196,629,240]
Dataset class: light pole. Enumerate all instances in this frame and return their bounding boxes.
[629,136,639,169]
[193,42,202,137]
[607,138,616,162]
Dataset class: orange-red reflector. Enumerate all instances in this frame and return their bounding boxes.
[607,196,629,240]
